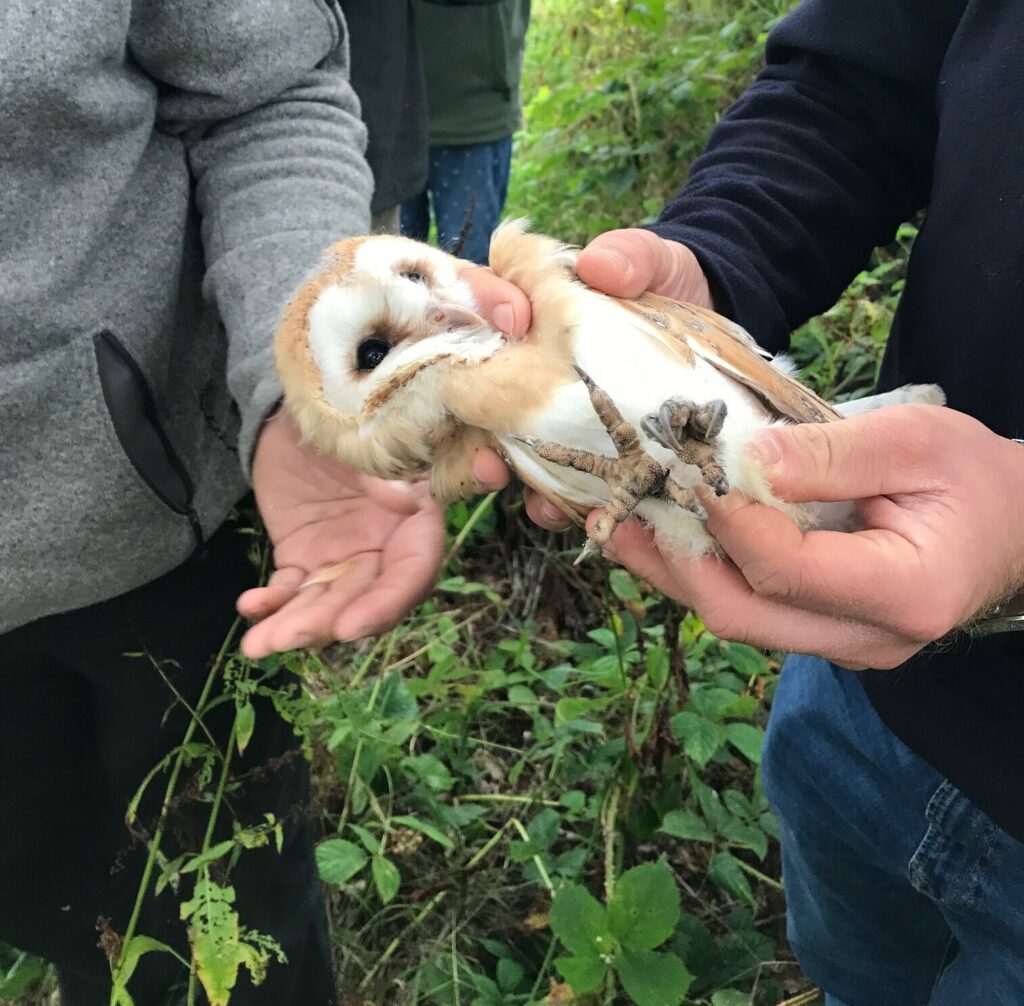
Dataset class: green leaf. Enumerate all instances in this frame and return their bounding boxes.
[711,990,752,1006]
[555,696,608,726]
[403,754,454,792]
[349,823,381,854]
[110,936,176,1006]
[180,839,236,875]
[725,643,769,677]
[560,789,587,812]
[725,722,765,764]
[708,852,754,905]
[510,808,561,860]
[180,880,279,1006]
[556,954,607,994]
[672,711,727,767]
[234,700,255,756]
[614,948,693,1006]
[391,814,455,849]
[0,949,47,998]
[315,839,368,886]
[658,809,713,843]
[609,567,643,603]
[507,684,538,708]
[549,883,610,958]
[607,861,680,951]
[718,819,769,861]
[496,957,525,993]
[372,854,401,904]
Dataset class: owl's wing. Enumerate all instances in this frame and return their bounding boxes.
[617,292,841,424]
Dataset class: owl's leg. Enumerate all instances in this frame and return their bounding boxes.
[514,369,702,564]
[641,397,730,496]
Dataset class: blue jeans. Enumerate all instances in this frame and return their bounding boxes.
[401,137,513,265]
[762,656,1024,1006]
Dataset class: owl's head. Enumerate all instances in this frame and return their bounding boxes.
[275,234,505,479]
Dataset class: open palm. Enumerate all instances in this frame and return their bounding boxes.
[238,412,444,658]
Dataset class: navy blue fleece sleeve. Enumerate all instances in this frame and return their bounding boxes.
[648,0,966,352]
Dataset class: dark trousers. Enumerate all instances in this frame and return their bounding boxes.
[0,517,336,1005]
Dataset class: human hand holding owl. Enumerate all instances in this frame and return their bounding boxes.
[238,266,532,659]
[483,228,1024,668]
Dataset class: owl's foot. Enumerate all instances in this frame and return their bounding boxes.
[514,368,700,564]
[641,397,730,496]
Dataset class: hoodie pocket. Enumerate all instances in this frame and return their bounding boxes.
[93,330,203,546]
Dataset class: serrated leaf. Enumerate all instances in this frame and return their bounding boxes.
[372,855,401,904]
[718,819,768,861]
[659,809,713,843]
[607,861,680,951]
[708,852,754,905]
[556,954,606,994]
[672,711,727,767]
[725,723,764,763]
[234,701,255,756]
[180,880,277,1006]
[549,883,609,958]
[391,814,454,849]
[615,948,693,1006]
[315,839,368,885]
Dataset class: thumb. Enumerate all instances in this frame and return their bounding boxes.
[751,405,943,503]
[576,228,712,306]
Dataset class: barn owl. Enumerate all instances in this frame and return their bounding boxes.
[275,221,943,563]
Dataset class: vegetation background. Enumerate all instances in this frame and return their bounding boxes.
[2,0,913,1003]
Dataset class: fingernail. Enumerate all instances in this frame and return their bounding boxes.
[594,248,632,276]
[750,432,783,467]
[493,302,515,334]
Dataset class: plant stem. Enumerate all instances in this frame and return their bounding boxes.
[735,858,785,891]
[111,621,240,997]
[443,491,497,566]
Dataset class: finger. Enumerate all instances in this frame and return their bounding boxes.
[461,266,532,339]
[241,553,384,658]
[750,405,950,504]
[333,511,444,640]
[606,519,918,669]
[576,229,712,305]
[237,566,306,620]
[526,488,574,530]
[702,492,939,634]
[471,448,512,491]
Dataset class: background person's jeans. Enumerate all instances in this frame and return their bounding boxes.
[762,655,1024,1006]
[401,137,513,265]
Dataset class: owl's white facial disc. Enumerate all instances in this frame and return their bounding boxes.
[305,236,505,426]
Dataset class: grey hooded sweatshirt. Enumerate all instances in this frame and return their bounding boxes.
[0,0,374,633]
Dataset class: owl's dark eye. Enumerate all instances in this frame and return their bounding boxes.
[356,338,390,372]
[400,269,427,284]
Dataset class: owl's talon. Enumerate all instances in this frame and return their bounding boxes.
[642,396,730,496]
[573,538,603,566]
